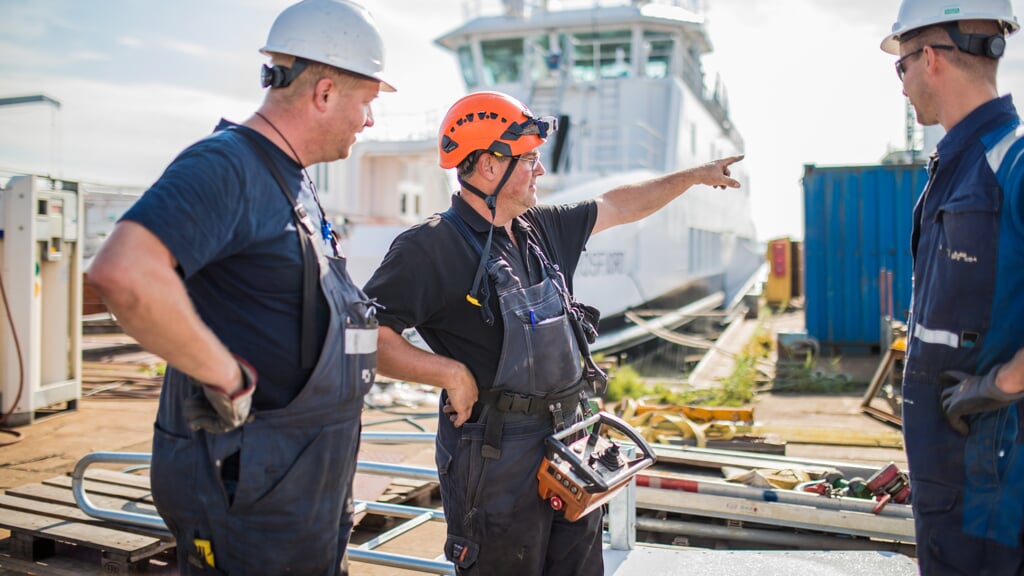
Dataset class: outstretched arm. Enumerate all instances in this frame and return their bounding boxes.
[377,326,479,427]
[591,155,743,236]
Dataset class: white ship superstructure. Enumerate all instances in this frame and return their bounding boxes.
[321,0,760,329]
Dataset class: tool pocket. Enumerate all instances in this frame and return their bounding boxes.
[327,256,379,403]
[926,196,999,332]
[150,421,204,535]
[494,279,583,397]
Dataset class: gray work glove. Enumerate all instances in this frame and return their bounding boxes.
[183,357,258,434]
[940,365,1024,435]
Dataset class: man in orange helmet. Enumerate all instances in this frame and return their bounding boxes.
[364,91,741,575]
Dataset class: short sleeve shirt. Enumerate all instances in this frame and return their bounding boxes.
[363,194,597,390]
[121,120,330,409]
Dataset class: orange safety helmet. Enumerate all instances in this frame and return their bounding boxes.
[438,91,557,169]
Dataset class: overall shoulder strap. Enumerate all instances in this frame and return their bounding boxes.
[439,207,484,255]
[440,207,496,324]
[235,127,320,370]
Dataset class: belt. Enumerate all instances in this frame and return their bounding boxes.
[477,385,586,460]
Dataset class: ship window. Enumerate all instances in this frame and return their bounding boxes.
[481,38,524,85]
[457,45,478,88]
[528,35,558,82]
[570,30,631,82]
[643,32,673,79]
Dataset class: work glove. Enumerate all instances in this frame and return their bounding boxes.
[940,365,1024,435]
[183,356,258,434]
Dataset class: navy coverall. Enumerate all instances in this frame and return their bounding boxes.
[903,94,1024,575]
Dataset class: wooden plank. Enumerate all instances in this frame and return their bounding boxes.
[0,494,115,525]
[0,507,168,557]
[43,476,154,503]
[381,478,438,507]
[82,469,153,491]
[0,493,168,539]
[745,425,904,449]
[6,481,162,528]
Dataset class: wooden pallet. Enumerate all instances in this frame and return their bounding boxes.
[0,467,439,574]
[0,469,175,575]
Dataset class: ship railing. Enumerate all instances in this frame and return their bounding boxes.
[463,0,703,20]
[71,432,640,574]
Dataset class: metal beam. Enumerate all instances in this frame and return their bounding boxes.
[0,94,62,109]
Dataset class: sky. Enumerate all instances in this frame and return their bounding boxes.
[1,0,1023,241]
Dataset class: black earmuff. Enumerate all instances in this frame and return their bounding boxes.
[942,22,1006,59]
[260,58,310,88]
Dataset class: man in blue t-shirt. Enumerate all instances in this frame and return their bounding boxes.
[87,1,394,573]
[881,1,1024,573]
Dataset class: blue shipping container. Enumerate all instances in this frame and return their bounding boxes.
[802,163,927,352]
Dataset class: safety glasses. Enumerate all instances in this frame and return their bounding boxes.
[895,45,955,81]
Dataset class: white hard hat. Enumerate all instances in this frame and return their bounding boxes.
[261,0,396,92]
[881,0,1019,54]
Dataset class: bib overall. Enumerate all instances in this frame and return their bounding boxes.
[436,231,603,576]
[150,157,377,575]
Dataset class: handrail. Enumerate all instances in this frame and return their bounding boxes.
[71,452,163,530]
[72,431,639,573]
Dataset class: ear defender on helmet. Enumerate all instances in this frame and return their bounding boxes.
[941,22,1007,58]
[261,58,310,88]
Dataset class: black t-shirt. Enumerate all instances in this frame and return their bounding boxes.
[121,120,331,410]
[363,194,597,390]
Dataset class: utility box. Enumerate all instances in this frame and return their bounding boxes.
[0,175,83,425]
[764,237,803,308]
[802,163,926,353]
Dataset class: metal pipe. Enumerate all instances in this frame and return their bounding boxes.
[347,548,454,574]
[362,431,436,444]
[637,473,914,519]
[71,452,165,530]
[357,461,439,482]
[635,516,916,556]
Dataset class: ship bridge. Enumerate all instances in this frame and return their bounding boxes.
[435,0,744,189]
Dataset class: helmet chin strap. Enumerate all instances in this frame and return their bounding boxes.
[458,156,520,325]
[458,156,519,218]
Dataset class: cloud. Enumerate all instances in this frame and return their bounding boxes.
[161,40,210,58]
[117,36,144,49]
[68,50,109,62]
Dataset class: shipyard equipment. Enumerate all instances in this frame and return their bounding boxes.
[538,412,656,522]
[0,175,82,425]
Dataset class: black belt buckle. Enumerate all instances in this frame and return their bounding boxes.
[497,391,532,413]
[549,401,565,431]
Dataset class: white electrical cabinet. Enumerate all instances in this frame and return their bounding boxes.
[0,175,82,426]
